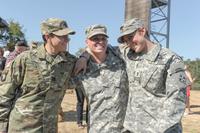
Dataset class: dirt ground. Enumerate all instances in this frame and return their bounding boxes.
[58,90,200,133]
[182,90,200,133]
[58,90,87,133]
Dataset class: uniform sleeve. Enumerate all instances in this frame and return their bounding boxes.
[66,55,78,89]
[117,43,130,60]
[67,78,77,89]
[73,75,86,98]
[0,56,25,132]
[158,56,187,132]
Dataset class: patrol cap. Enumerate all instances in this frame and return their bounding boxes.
[118,18,145,43]
[16,40,28,47]
[85,24,109,38]
[41,18,75,36]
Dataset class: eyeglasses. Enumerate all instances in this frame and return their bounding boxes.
[53,34,70,42]
[61,35,70,42]
[90,36,107,42]
[66,36,70,42]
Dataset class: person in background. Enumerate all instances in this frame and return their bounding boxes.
[5,40,28,67]
[0,47,6,75]
[184,65,196,115]
[3,47,10,58]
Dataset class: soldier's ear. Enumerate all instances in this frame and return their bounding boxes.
[44,34,52,41]
[85,39,89,47]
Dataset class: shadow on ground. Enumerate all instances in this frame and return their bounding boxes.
[190,111,200,115]
[63,110,77,122]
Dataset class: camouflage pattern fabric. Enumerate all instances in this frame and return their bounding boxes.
[0,45,76,133]
[41,18,75,36]
[76,47,129,133]
[117,44,187,133]
[85,24,108,38]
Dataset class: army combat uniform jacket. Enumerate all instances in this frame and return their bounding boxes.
[118,44,187,133]
[0,45,76,133]
[76,47,129,133]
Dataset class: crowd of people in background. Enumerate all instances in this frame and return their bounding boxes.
[0,40,39,76]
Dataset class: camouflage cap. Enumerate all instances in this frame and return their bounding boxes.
[118,18,145,43]
[85,24,109,38]
[41,18,75,36]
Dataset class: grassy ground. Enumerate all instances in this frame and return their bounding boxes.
[58,90,200,133]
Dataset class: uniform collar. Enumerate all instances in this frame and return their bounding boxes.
[37,44,46,59]
[37,44,69,64]
[143,43,161,62]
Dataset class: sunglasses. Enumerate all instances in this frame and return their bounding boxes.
[52,34,70,42]
[90,36,107,42]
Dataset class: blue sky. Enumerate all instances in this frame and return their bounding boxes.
[0,0,199,60]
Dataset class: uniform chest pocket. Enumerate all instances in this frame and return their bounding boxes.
[141,64,166,95]
[24,66,41,86]
[50,62,73,89]
[49,71,70,92]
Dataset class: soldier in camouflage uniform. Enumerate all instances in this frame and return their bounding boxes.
[117,18,187,133]
[75,24,128,133]
[0,18,76,133]
[76,19,187,133]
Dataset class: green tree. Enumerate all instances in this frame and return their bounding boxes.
[6,20,25,51]
[0,19,25,51]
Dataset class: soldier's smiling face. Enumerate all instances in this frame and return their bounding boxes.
[123,28,147,53]
[86,35,108,54]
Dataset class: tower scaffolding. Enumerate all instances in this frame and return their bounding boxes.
[125,0,171,48]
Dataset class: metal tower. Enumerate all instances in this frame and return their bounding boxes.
[125,0,171,48]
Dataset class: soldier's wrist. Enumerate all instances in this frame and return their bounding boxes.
[79,55,88,60]
[79,51,90,61]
